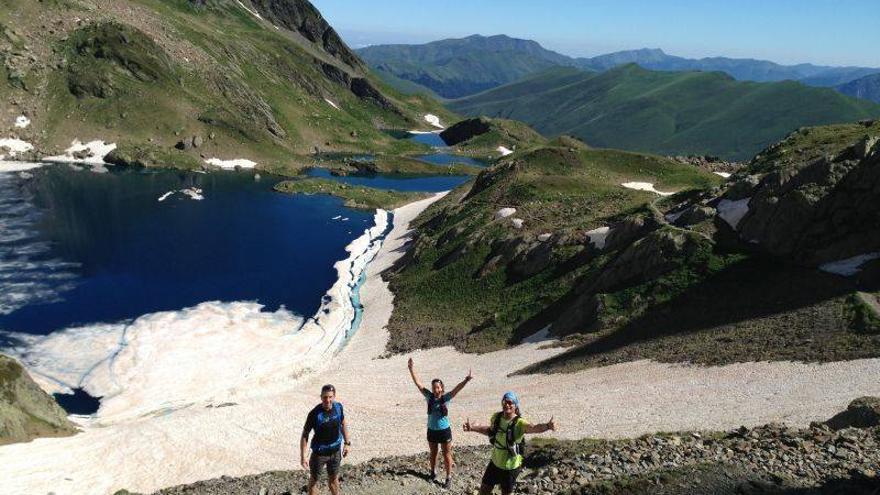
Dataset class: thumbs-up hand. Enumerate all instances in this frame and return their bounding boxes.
[463,418,471,432]
[547,416,556,431]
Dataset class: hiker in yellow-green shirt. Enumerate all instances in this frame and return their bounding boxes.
[463,391,556,495]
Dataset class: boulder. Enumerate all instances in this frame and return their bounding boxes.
[674,205,717,227]
[825,397,880,430]
[191,135,203,148]
[494,207,516,220]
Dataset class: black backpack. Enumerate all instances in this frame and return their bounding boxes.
[488,412,526,458]
[425,390,448,418]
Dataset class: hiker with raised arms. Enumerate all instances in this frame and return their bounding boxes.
[300,384,351,495]
[463,391,556,495]
[408,357,473,488]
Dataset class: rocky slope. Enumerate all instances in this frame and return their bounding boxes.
[836,73,880,104]
[382,119,880,369]
[0,0,454,172]
[0,354,76,446]
[143,398,880,495]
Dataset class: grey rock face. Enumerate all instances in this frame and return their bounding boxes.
[0,354,77,445]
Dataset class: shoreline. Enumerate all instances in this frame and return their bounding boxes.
[2,193,880,494]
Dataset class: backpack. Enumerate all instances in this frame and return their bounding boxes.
[425,390,448,418]
[488,412,526,458]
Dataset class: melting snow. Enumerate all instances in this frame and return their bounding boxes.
[538,233,552,242]
[324,98,340,110]
[498,146,513,156]
[14,115,31,128]
[714,172,732,179]
[621,182,675,196]
[820,253,880,277]
[424,114,444,129]
[717,198,750,230]
[0,138,34,159]
[235,0,263,20]
[0,161,43,173]
[204,158,257,169]
[587,226,611,250]
[157,191,174,202]
[494,207,517,220]
[43,140,117,165]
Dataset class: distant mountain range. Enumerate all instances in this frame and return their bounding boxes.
[357,35,880,100]
[836,73,880,103]
[449,65,880,160]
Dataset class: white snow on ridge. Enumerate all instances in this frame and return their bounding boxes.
[324,98,340,110]
[14,115,31,128]
[424,114,444,129]
[621,182,675,196]
[820,253,880,277]
[204,158,257,169]
[495,207,517,220]
[715,172,732,179]
[587,226,611,250]
[498,146,513,156]
[235,0,263,20]
[717,198,751,230]
[43,140,117,165]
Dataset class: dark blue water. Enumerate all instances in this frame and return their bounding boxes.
[408,132,447,147]
[53,388,102,415]
[0,166,373,336]
[306,168,470,192]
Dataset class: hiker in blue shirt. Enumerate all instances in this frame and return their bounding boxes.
[300,384,350,495]
[408,357,473,489]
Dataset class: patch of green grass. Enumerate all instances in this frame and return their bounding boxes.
[274,178,429,210]
[847,292,880,334]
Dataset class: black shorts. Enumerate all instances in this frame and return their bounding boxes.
[309,449,341,480]
[426,427,452,444]
[481,462,521,493]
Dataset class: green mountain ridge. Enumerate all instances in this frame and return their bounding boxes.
[449,64,880,160]
[384,119,880,372]
[0,0,456,172]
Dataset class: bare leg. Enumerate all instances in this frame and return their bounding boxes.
[328,474,341,495]
[308,477,319,495]
[428,441,439,476]
[441,441,454,479]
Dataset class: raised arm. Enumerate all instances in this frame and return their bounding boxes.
[525,416,556,434]
[407,357,425,393]
[462,417,492,436]
[448,368,473,399]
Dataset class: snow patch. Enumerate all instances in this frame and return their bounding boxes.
[324,98,340,110]
[820,253,880,277]
[538,233,552,242]
[0,161,43,173]
[717,198,750,230]
[14,115,31,128]
[424,114,444,129]
[494,207,517,220]
[621,182,675,196]
[0,138,34,159]
[407,130,442,135]
[157,191,174,202]
[204,158,257,169]
[587,226,611,250]
[511,218,524,229]
[181,188,204,201]
[497,146,513,157]
[43,140,117,165]
[714,172,732,179]
[235,0,263,20]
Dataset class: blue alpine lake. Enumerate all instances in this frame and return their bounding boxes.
[0,165,374,338]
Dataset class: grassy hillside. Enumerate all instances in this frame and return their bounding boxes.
[356,34,579,99]
[384,120,880,370]
[0,0,456,172]
[449,65,880,160]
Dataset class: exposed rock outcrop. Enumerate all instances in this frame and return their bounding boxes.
[0,354,77,446]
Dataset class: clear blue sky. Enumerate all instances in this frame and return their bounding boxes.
[311,0,880,67]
